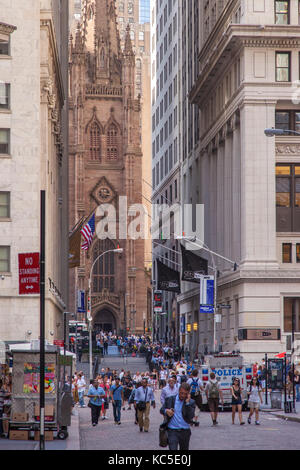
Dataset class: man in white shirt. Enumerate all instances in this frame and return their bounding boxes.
[77,373,86,408]
[134,371,143,384]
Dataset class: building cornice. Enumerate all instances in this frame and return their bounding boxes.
[40,16,65,105]
[191,25,300,106]
[0,22,17,35]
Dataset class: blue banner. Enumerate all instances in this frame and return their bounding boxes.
[77,290,86,313]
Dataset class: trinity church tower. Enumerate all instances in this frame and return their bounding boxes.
[69,0,151,334]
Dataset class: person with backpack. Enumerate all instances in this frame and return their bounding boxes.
[205,372,224,425]
[187,369,204,427]
[110,377,124,425]
[247,376,263,425]
[231,377,245,425]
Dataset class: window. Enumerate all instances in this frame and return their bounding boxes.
[297,244,300,262]
[0,129,10,154]
[128,2,134,14]
[119,2,124,12]
[152,168,156,188]
[276,164,300,231]
[0,192,10,218]
[276,52,291,82]
[89,122,101,161]
[284,297,300,332]
[0,83,10,109]
[160,157,164,180]
[0,38,9,55]
[139,31,144,41]
[0,246,10,272]
[282,243,292,263]
[275,1,290,24]
[275,110,300,133]
[174,179,178,199]
[92,240,115,293]
[169,144,173,170]
[107,123,118,160]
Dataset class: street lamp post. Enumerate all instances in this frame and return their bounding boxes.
[87,248,123,380]
[264,128,300,137]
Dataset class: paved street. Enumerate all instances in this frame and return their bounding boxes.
[74,356,300,451]
[77,394,300,450]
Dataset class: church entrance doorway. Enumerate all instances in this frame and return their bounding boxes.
[93,308,116,334]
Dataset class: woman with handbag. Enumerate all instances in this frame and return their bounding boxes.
[101,375,110,420]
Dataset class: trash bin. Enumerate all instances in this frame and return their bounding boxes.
[270,390,282,409]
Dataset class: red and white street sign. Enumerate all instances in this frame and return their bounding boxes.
[54,340,64,347]
[18,253,40,295]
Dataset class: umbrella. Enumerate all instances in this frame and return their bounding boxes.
[275,352,286,358]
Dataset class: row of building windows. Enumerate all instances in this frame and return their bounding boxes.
[153,137,178,188]
[152,78,177,130]
[119,1,134,15]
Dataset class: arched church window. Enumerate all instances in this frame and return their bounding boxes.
[107,123,118,160]
[89,121,101,161]
[92,239,115,293]
[100,48,105,68]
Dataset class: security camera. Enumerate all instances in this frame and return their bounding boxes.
[49,331,54,336]
[1,275,5,280]
[26,330,32,336]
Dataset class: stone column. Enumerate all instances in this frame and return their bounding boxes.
[239,100,278,270]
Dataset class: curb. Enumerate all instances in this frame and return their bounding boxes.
[261,409,300,424]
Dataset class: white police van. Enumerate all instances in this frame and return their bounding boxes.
[199,353,254,410]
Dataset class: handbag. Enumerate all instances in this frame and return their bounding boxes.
[159,425,168,448]
[88,401,92,408]
[137,388,148,411]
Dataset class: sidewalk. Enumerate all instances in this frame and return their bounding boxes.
[260,393,300,423]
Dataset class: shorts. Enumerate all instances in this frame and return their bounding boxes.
[208,398,219,413]
[232,398,242,406]
[248,401,260,410]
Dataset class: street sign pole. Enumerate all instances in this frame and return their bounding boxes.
[39,190,45,451]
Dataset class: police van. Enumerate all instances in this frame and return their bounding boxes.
[199,353,254,410]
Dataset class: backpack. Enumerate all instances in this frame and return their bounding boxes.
[190,378,200,395]
[208,380,219,399]
[180,374,187,384]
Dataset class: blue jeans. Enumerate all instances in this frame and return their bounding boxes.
[78,390,85,407]
[113,400,122,423]
[296,384,300,402]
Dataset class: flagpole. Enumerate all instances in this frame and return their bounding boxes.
[69,207,96,237]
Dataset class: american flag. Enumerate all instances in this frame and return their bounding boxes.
[81,214,95,251]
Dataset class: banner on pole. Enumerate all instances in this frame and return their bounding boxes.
[77,290,86,313]
[199,275,214,313]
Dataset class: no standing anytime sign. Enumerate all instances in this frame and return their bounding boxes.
[18,253,40,295]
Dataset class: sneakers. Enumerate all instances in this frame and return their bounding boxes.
[255,421,260,425]
[92,423,97,427]
[118,422,121,425]
[139,427,143,432]
[248,417,251,424]
[240,422,245,425]
[213,420,217,425]
[194,421,199,427]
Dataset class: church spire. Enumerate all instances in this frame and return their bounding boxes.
[124,24,134,58]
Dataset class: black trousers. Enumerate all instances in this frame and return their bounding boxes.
[167,428,191,451]
[90,404,101,424]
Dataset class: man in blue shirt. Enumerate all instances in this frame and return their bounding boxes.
[87,380,105,426]
[160,382,195,450]
[160,377,180,405]
[110,377,124,425]
[134,378,156,432]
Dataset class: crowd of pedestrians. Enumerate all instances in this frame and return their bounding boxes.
[71,333,300,450]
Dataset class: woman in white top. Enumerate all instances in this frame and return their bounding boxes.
[247,377,263,425]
